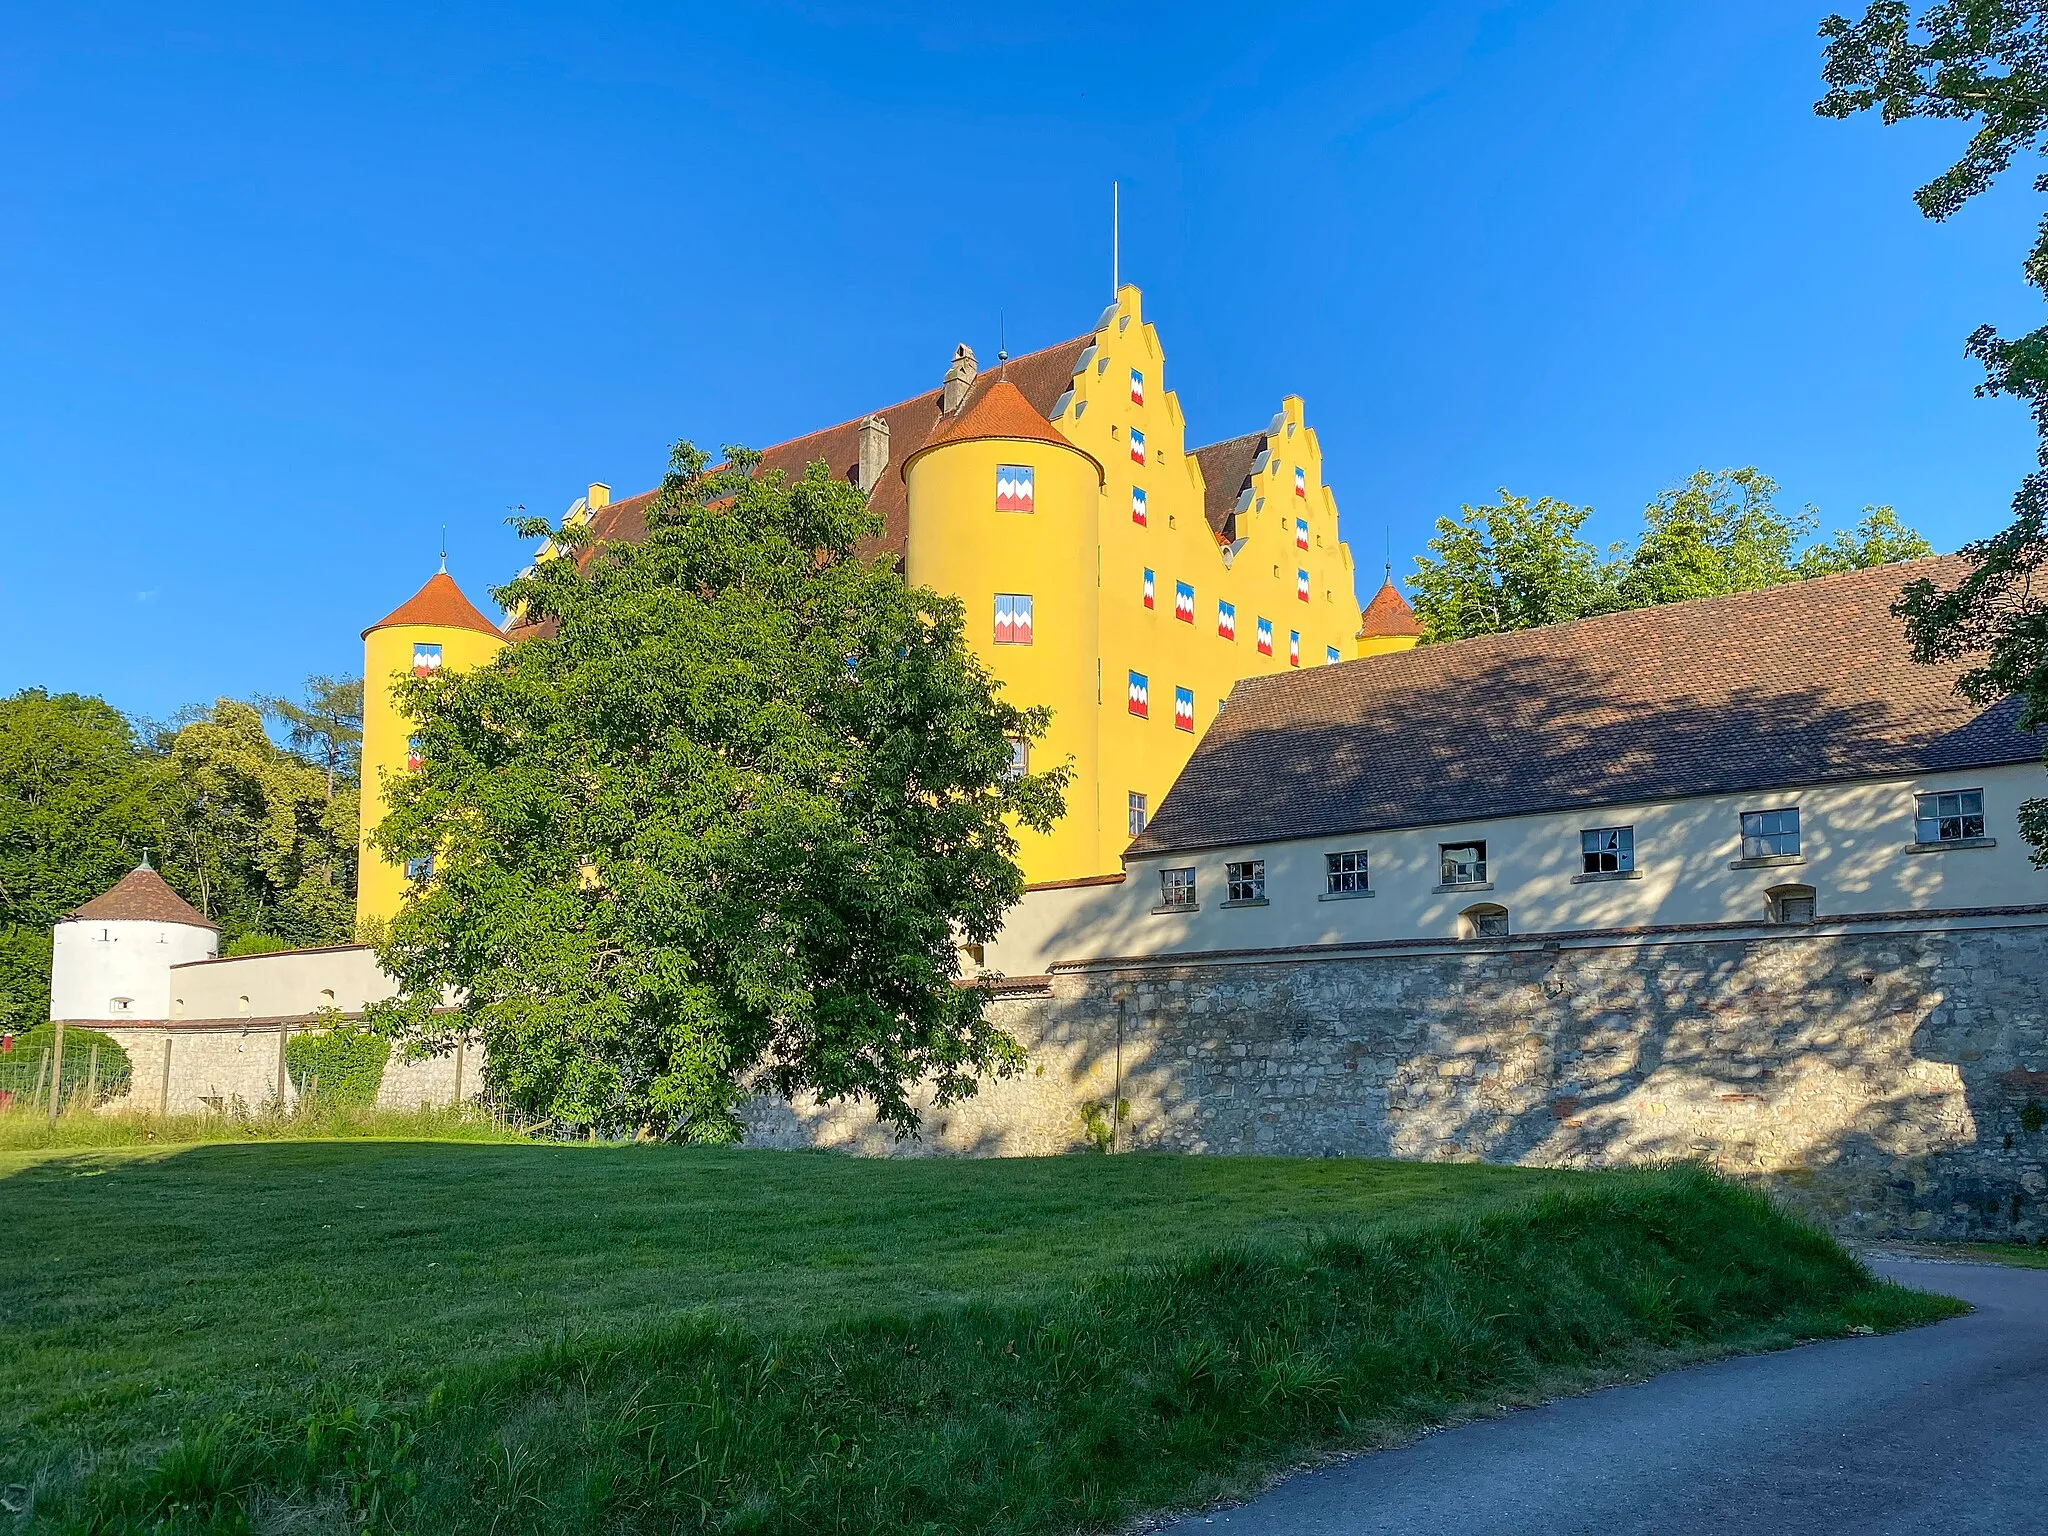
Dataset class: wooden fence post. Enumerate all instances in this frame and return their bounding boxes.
[86,1042,99,1111]
[276,1027,288,1110]
[453,1038,465,1105]
[48,1021,65,1123]
[160,1034,174,1115]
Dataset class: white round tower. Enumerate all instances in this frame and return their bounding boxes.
[49,859,219,1022]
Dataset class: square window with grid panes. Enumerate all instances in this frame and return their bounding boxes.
[1226,860,1265,902]
[1915,789,1985,844]
[1741,807,1800,859]
[1159,867,1196,909]
[1325,850,1368,894]
[993,593,1033,645]
[1440,842,1486,885]
[1128,791,1148,837]
[1004,738,1028,779]
[1581,826,1634,874]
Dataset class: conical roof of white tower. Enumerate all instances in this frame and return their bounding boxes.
[66,861,217,929]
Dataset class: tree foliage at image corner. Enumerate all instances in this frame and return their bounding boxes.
[1820,0,2048,861]
[367,442,1070,1142]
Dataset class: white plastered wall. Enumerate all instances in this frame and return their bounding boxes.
[50,918,218,1022]
[983,763,2048,975]
[168,944,397,1022]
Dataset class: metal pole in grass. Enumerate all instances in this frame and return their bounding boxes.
[47,1021,65,1124]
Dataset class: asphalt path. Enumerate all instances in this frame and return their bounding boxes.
[1157,1259,2048,1536]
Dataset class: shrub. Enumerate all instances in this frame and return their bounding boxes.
[284,1021,391,1108]
[0,1023,133,1107]
[224,931,291,957]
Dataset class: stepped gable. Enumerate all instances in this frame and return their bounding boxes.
[1359,577,1423,638]
[1192,431,1266,541]
[67,865,216,929]
[569,334,1095,572]
[363,571,502,639]
[1131,556,2044,858]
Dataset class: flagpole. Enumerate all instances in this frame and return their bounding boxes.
[1112,180,1119,297]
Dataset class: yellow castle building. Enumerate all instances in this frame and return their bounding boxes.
[357,286,1420,925]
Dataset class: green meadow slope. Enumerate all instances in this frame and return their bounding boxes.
[1,1138,1956,1534]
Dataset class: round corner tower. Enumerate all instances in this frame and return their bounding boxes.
[49,859,219,1022]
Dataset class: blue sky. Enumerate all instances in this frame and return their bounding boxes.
[3,1,2038,719]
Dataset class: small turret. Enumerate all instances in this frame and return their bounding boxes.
[50,858,219,1022]
[1356,568,1424,658]
[356,568,506,928]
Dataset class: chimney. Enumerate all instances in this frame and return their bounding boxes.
[941,344,978,414]
[856,414,890,493]
[587,482,611,510]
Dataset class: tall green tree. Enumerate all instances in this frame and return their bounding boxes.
[1617,468,1811,608]
[265,674,363,799]
[1820,1,2048,861]
[366,443,1070,1142]
[0,692,162,1029]
[161,699,358,946]
[1793,505,1938,576]
[1409,492,1622,642]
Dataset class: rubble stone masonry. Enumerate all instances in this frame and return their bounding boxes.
[747,909,2048,1241]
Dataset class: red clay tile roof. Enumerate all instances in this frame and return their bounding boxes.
[67,865,217,929]
[1359,578,1423,638]
[363,571,503,639]
[1129,556,2044,857]
[1192,431,1267,541]
[566,334,1095,572]
[904,378,1100,475]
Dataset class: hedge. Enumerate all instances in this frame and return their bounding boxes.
[0,1024,134,1108]
[283,1023,391,1108]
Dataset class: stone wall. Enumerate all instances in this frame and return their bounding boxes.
[89,1021,479,1116]
[748,909,2048,1241]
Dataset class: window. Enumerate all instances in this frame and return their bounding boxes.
[1142,568,1155,607]
[404,855,434,882]
[1173,686,1195,732]
[1159,867,1196,909]
[1217,599,1236,639]
[1296,568,1310,601]
[1463,904,1510,939]
[109,996,132,1014]
[1174,580,1195,623]
[1295,515,1310,549]
[995,464,1035,513]
[1441,842,1487,885]
[1004,738,1029,779]
[994,594,1033,645]
[406,735,423,772]
[1769,885,1817,924]
[1128,671,1149,717]
[1130,428,1147,465]
[1226,860,1266,903]
[412,642,442,677]
[1129,367,1145,405]
[1325,850,1368,895]
[1131,486,1148,526]
[1294,466,1307,498]
[1256,617,1274,656]
[1288,630,1301,666]
[1325,645,1340,665]
[1581,826,1634,874]
[1128,791,1148,836]
[1915,789,1985,845]
[1740,807,1801,859]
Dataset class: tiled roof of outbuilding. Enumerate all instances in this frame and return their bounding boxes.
[66,864,216,929]
[1128,556,2045,858]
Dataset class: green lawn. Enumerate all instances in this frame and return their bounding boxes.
[2,1136,1957,1535]
[1880,1240,2048,1269]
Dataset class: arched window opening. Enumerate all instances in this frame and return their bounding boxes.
[1461,903,1509,940]
[1769,885,1817,924]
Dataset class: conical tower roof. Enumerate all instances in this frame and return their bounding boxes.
[363,570,503,640]
[1359,575,1423,639]
[66,861,216,929]
[903,379,1104,482]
